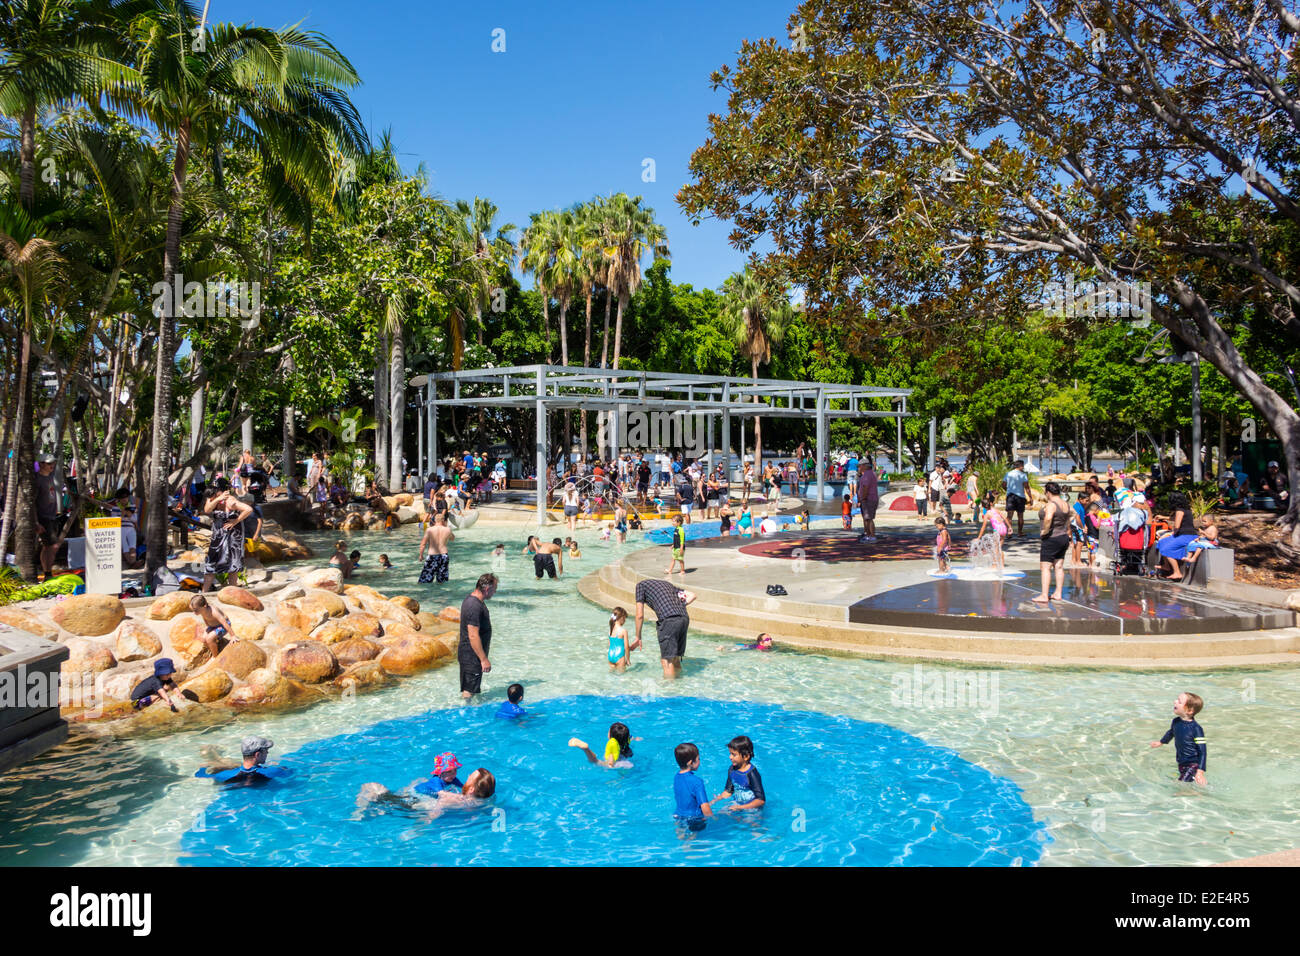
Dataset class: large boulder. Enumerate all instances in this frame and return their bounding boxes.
[265,622,309,647]
[343,584,386,604]
[373,601,420,631]
[332,637,382,668]
[62,639,117,677]
[179,667,233,703]
[51,594,125,637]
[114,621,163,663]
[168,614,212,669]
[213,640,268,680]
[98,665,156,703]
[216,586,263,612]
[147,591,194,621]
[0,607,58,639]
[302,589,347,618]
[396,506,419,524]
[310,620,354,646]
[390,595,420,615]
[221,606,269,642]
[392,492,414,508]
[275,599,327,634]
[439,605,461,623]
[334,660,391,691]
[339,611,382,639]
[275,641,338,683]
[301,567,344,593]
[268,584,305,604]
[378,635,445,676]
[416,611,443,631]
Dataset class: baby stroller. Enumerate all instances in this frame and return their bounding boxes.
[1113,506,1151,576]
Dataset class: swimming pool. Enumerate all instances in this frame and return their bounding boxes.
[2,522,1298,866]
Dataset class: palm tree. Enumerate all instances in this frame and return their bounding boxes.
[0,210,67,579]
[451,196,515,351]
[720,268,794,476]
[125,2,368,581]
[519,210,558,362]
[575,200,607,452]
[600,193,668,369]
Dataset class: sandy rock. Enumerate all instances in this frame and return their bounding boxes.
[265,622,309,647]
[416,611,443,631]
[221,606,269,642]
[340,513,365,532]
[0,607,58,639]
[393,493,414,508]
[98,666,155,702]
[334,660,391,691]
[275,641,338,683]
[332,637,383,667]
[396,506,419,524]
[380,622,423,643]
[216,586,264,612]
[147,591,194,621]
[340,611,382,639]
[114,621,163,662]
[227,671,291,709]
[50,594,125,636]
[213,640,268,679]
[343,584,386,603]
[378,634,445,676]
[180,668,232,703]
[276,599,327,633]
[1286,591,1300,612]
[62,639,117,677]
[301,567,344,593]
[439,605,461,623]
[303,589,347,618]
[269,584,305,604]
[168,615,212,669]
[390,595,420,615]
[373,601,419,631]
[310,620,354,646]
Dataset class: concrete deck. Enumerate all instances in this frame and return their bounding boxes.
[578,529,1300,669]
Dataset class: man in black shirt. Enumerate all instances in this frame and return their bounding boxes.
[458,573,498,699]
[634,578,697,680]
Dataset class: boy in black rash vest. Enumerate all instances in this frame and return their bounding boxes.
[713,734,766,811]
[1149,691,1207,785]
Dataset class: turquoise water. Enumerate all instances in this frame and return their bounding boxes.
[178,695,1046,866]
[1,520,1299,866]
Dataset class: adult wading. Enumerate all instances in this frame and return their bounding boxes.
[634,578,697,680]
[458,573,498,699]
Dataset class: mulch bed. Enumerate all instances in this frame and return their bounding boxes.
[1214,512,1300,590]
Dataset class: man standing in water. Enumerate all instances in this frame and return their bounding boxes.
[634,579,697,680]
[458,573,498,700]
[523,535,564,578]
[417,511,454,583]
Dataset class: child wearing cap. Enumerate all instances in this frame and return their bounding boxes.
[129,658,181,712]
[414,752,464,794]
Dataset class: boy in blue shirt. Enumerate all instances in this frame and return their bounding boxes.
[1149,692,1207,785]
[673,742,713,830]
[497,683,526,718]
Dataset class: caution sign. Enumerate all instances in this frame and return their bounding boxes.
[85,517,122,595]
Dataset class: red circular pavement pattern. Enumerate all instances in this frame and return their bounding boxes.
[737,534,938,562]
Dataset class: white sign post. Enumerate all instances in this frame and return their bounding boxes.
[85,517,122,595]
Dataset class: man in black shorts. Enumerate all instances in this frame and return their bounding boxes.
[457,573,497,699]
[633,578,697,680]
[523,536,564,578]
[1002,459,1030,535]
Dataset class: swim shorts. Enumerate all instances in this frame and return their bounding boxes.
[656,614,688,659]
[458,641,487,695]
[674,814,707,832]
[1177,762,1201,783]
[534,553,557,579]
[1006,493,1026,515]
[419,553,450,583]
[860,501,878,522]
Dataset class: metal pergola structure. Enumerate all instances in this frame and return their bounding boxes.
[411,364,914,524]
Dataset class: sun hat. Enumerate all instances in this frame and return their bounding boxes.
[433,752,461,776]
[241,735,274,756]
[153,657,175,677]
[1268,460,1279,469]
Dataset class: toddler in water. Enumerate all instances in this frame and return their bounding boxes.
[569,721,638,767]
[564,536,582,558]
[1149,691,1207,785]
[672,742,712,831]
[712,735,766,811]
[378,553,393,570]
[497,683,526,719]
[718,632,774,652]
[607,607,631,672]
[934,517,952,573]
[414,752,464,795]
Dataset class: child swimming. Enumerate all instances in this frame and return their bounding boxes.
[718,633,774,652]
[379,553,393,570]
[607,607,632,671]
[413,752,464,795]
[497,683,526,718]
[569,721,638,768]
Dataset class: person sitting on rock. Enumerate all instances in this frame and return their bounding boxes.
[189,595,234,659]
[129,657,181,712]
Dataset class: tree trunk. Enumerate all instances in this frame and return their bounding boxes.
[600,289,612,368]
[1,329,35,577]
[389,322,405,486]
[282,352,296,481]
[374,330,389,489]
[539,285,552,363]
[612,294,627,370]
[580,288,593,455]
[751,355,763,477]
[145,118,191,584]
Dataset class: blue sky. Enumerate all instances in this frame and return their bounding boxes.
[214,0,798,291]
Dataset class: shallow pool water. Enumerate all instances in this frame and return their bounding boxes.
[2,521,1299,866]
[179,694,1046,866]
